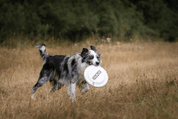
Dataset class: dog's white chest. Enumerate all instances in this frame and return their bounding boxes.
[80,63,87,72]
[79,63,88,80]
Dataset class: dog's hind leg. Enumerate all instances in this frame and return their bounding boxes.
[58,82,64,90]
[31,77,48,99]
[31,69,52,99]
[50,72,58,94]
[50,79,57,94]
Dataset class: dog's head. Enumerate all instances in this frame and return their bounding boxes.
[81,46,102,66]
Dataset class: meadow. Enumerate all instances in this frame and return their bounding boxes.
[0,38,178,119]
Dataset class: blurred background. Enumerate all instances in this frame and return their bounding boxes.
[0,0,178,44]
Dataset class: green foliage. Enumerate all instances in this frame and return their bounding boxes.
[135,0,178,41]
[0,0,177,42]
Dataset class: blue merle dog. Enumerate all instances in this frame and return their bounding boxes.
[31,44,102,100]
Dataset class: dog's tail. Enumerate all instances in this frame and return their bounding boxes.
[36,44,50,61]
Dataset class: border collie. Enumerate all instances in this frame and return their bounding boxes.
[31,44,102,100]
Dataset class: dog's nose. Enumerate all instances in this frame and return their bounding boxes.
[96,62,100,66]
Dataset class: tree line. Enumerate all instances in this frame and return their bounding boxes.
[0,0,178,42]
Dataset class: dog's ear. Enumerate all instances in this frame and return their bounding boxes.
[82,48,88,53]
[81,48,88,57]
[81,48,89,63]
[90,46,97,52]
[91,46,100,55]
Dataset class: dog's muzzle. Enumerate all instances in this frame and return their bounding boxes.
[96,62,100,66]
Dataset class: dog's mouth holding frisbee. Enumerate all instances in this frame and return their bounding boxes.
[86,61,100,66]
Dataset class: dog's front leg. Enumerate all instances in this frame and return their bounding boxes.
[81,81,90,94]
[68,81,76,101]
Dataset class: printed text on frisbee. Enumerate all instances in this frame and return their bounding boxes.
[92,70,102,80]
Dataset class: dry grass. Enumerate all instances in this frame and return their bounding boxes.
[0,39,178,119]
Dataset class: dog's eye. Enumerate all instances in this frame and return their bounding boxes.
[97,55,101,60]
[89,56,94,59]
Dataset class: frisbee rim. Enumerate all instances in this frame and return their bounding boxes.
[84,65,108,87]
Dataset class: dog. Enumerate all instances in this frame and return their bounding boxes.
[31,44,102,100]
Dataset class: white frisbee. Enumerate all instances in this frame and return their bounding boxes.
[84,65,108,87]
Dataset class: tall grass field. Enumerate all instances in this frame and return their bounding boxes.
[0,38,178,119]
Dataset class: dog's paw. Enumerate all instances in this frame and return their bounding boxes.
[81,89,89,95]
[69,96,76,102]
[31,95,36,100]
[31,94,34,99]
